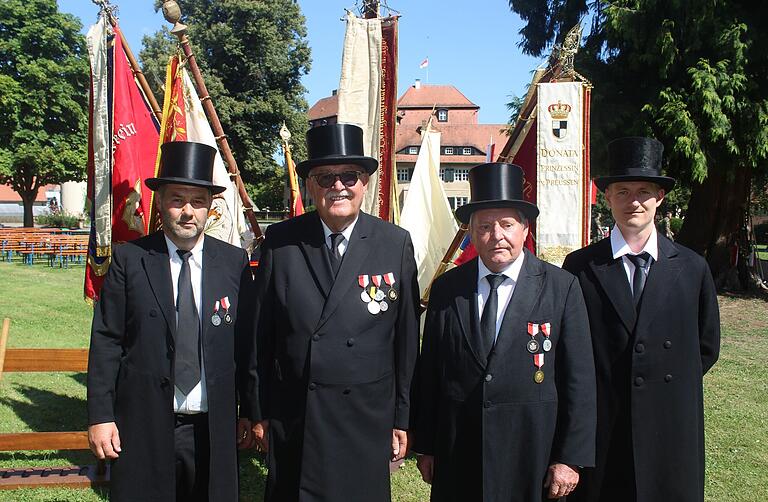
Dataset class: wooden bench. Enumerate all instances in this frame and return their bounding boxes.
[0,318,109,490]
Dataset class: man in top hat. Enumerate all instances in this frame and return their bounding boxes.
[413,163,596,501]
[249,123,420,502]
[562,137,720,502]
[87,141,258,501]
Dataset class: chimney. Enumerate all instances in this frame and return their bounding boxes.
[414,79,421,89]
[331,89,338,96]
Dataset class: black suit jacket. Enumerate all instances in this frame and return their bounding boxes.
[87,231,254,502]
[414,250,596,502]
[563,235,720,502]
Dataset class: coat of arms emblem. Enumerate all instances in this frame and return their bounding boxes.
[548,101,571,141]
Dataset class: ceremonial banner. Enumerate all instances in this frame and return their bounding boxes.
[400,127,458,294]
[85,15,160,302]
[378,18,398,221]
[535,82,589,265]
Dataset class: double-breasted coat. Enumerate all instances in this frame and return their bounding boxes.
[87,231,256,501]
[562,235,720,502]
[414,251,596,502]
[252,211,420,502]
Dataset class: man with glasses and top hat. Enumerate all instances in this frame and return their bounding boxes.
[562,137,720,502]
[87,141,258,501]
[248,123,420,502]
[413,163,597,501]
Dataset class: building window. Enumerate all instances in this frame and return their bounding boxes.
[439,168,445,181]
[444,147,454,155]
[437,109,448,122]
[443,168,455,182]
[448,197,469,210]
[454,168,470,182]
[397,168,411,182]
[462,147,472,155]
[408,146,418,154]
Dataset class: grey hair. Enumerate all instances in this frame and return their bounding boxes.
[469,208,529,229]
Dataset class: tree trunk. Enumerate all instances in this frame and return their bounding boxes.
[677,167,752,290]
[20,189,38,228]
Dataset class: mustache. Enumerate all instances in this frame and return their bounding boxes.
[325,191,352,198]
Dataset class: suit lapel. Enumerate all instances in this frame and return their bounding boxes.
[314,213,374,332]
[488,250,545,368]
[298,212,334,298]
[451,259,486,367]
[142,231,177,341]
[588,238,636,333]
[636,235,682,333]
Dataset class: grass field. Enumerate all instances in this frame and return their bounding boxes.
[0,260,766,501]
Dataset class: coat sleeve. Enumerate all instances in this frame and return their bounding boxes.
[86,245,127,425]
[252,231,277,421]
[393,232,421,430]
[235,249,260,421]
[550,275,597,468]
[698,262,720,375]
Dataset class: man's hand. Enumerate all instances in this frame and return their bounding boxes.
[416,454,434,484]
[252,419,269,453]
[544,463,580,499]
[237,418,253,449]
[88,422,121,459]
[391,429,408,461]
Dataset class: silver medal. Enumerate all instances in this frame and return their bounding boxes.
[526,339,540,353]
[211,313,222,326]
[379,300,389,312]
[367,300,381,315]
[360,290,371,303]
[542,339,552,352]
[374,289,385,301]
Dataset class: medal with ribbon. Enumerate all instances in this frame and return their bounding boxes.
[359,275,371,303]
[533,353,545,384]
[221,296,232,324]
[526,322,540,353]
[541,322,552,352]
[384,272,398,301]
[211,300,222,326]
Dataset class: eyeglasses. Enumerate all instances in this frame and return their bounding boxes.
[310,170,365,189]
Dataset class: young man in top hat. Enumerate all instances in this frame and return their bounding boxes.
[413,163,596,502]
[562,137,721,502]
[249,123,420,502]
[87,141,258,501]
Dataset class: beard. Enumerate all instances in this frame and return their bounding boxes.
[161,211,205,241]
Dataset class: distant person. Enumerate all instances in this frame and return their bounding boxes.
[658,210,674,240]
[563,137,720,502]
[87,141,257,501]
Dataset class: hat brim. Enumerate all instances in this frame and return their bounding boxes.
[595,175,675,192]
[296,155,378,179]
[455,200,540,225]
[145,177,227,195]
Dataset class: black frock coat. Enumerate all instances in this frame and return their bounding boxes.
[562,235,720,502]
[251,211,420,502]
[87,231,256,501]
[414,251,596,502]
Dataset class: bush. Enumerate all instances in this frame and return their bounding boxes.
[670,217,684,236]
[755,222,768,244]
[36,213,82,228]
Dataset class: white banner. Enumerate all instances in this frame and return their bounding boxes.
[536,82,585,266]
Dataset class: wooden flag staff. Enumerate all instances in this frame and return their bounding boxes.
[161,1,264,244]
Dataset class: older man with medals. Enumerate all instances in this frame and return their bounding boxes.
[413,163,597,502]
[249,123,420,502]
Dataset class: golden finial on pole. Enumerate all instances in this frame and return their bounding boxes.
[162,1,188,36]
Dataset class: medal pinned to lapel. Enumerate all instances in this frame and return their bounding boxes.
[541,322,552,352]
[211,301,222,326]
[359,275,371,303]
[221,296,232,324]
[384,272,398,301]
[526,322,540,353]
[533,353,545,384]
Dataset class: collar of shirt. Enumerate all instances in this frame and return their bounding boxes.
[476,251,525,340]
[320,215,358,257]
[164,233,205,267]
[610,225,658,261]
[476,249,525,287]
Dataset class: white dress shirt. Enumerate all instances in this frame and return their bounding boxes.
[321,215,358,257]
[477,251,526,341]
[610,225,659,293]
[164,234,208,414]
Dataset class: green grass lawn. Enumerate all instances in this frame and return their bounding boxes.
[0,260,765,501]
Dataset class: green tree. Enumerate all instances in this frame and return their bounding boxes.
[0,0,89,227]
[509,0,768,289]
[140,0,311,210]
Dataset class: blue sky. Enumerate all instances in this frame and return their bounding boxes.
[58,0,545,125]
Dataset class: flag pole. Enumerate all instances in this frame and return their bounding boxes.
[420,224,469,310]
[162,1,264,244]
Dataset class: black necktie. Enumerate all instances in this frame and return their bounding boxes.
[480,274,505,357]
[329,233,343,276]
[626,252,652,308]
[175,249,201,395]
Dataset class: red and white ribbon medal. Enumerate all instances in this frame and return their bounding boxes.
[371,274,388,313]
[526,322,540,353]
[384,272,398,301]
[359,275,371,303]
[211,300,222,326]
[541,322,552,352]
[533,353,545,384]
[221,296,232,324]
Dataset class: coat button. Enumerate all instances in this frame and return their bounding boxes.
[665,374,673,382]
[484,400,492,408]
[312,334,320,342]
[485,374,493,382]
[346,338,355,347]
[343,388,351,395]
[664,340,672,349]
[160,377,170,386]
[149,309,158,318]
[635,343,645,353]
[308,382,317,391]
[634,376,644,386]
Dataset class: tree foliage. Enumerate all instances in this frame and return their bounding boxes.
[139,0,312,210]
[0,0,89,226]
[509,0,768,288]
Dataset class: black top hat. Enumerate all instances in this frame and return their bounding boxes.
[145,141,226,194]
[455,163,539,224]
[296,124,378,178]
[594,137,675,192]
